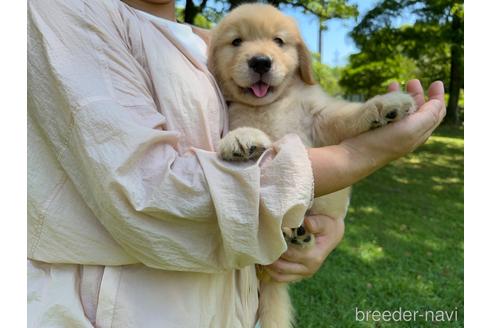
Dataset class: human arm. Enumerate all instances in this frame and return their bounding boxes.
[27,0,313,272]
[267,80,446,281]
[265,214,344,282]
[310,80,446,197]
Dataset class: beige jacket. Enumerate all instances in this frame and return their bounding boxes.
[27,0,314,327]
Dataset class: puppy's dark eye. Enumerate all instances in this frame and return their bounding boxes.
[274,37,284,47]
[232,38,242,47]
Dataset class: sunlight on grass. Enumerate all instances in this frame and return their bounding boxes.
[403,156,422,165]
[354,242,385,263]
[431,176,461,184]
[432,185,444,191]
[354,206,382,215]
[393,176,410,184]
[431,135,464,146]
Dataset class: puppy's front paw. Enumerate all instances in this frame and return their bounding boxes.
[363,92,417,128]
[219,127,272,161]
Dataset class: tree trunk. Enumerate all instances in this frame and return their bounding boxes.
[229,0,257,10]
[445,47,461,125]
[184,0,197,24]
[444,13,464,125]
[184,0,209,24]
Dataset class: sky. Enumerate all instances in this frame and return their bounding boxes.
[175,0,408,67]
[281,0,379,66]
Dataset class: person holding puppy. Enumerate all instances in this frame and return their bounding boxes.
[27,0,446,327]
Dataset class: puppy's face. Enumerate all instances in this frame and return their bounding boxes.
[209,4,315,106]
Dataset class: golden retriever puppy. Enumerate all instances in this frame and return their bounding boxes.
[208,4,416,328]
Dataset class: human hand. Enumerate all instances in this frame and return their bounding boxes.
[309,80,446,197]
[383,79,446,154]
[263,214,345,282]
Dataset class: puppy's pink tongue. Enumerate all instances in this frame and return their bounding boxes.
[250,82,269,97]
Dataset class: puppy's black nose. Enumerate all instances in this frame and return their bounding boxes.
[248,56,272,74]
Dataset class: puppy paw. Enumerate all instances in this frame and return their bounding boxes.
[219,127,272,161]
[282,225,315,248]
[363,92,417,128]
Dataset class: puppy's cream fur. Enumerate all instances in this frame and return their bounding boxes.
[209,4,416,328]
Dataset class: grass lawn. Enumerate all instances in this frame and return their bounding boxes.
[290,126,464,327]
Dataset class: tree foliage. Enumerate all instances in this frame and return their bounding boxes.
[182,0,358,25]
[312,53,344,96]
[279,0,357,20]
[341,50,419,98]
[177,6,216,28]
[340,0,464,124]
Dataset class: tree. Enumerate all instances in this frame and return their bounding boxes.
[182,0,358,31]
[177,5,215,28]
[312,53,344,96]
[340,23,451,98]
[342,0,463,124]
[181,0,224,27]
[312,0,358,61]
[340,48,419,99]
[183,0,208,24]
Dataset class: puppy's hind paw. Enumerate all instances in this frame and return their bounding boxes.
[282,225,315,248]
[219,127,272,161]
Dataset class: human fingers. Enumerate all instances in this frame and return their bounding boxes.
[406,79,425,107]
[416,82,446,140]
[277,215,331,264]
[427,81,446,122]
[426,81,447,121]
[406,81,445,133]
[263,268,304,283]
[395,98,444,150]
[266,258,310,277]
[388,81,400,93]
[428,80,445,102]
[279,245,312,263]
[279,242,327,274]
[304,214,330,235]
[305,215,345,248]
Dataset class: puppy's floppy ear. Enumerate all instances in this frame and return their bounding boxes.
[297,39,316,85]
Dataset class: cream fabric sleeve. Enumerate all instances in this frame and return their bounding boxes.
[28,0,313,272]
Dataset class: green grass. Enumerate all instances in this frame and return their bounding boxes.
[290,126,464,328]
